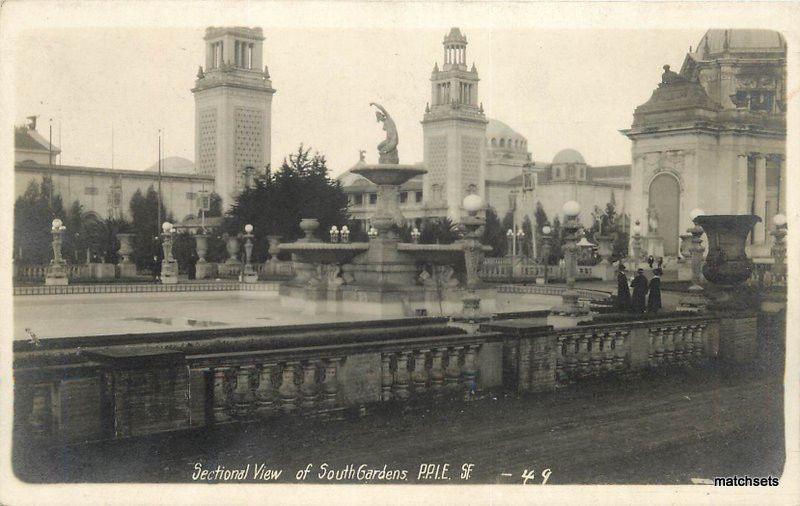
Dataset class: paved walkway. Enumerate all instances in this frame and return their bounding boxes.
[14,363,784,485]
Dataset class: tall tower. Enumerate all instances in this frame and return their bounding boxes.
[192,26,276,206]
[422,27,488,222]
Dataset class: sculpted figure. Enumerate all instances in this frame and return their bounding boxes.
[370,102,399,164]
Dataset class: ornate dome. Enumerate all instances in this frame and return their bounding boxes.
[552,148,585,165]
[486,119,528,152]
[696,29,786,58]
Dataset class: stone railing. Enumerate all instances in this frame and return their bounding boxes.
[14,263,94,281]
[260,260,295,280]
[13,281,280,296]
[497,284,611,301]
[478,257,599,284]
[12,318,502,445]
[13,311,761,447]
[482,314,722,393]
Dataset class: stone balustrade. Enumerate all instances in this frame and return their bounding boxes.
[482,314,722,393]
[13,310,762,447]
[478,257,600,284]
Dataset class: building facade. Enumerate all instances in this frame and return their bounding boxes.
[421,28,489,222]
[15,26,274,224]
[622,29,786,258]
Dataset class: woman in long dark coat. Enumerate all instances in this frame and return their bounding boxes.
[647,267,663,313]
[616,263,631,311]
[630,268,649,313]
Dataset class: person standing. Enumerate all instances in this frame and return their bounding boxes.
[630,268,649,313]
[616,263,631,311]
[647,267,663,314]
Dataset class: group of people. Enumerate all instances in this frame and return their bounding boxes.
[616,263,662,314]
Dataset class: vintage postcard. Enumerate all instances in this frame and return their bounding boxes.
[0,1,797,504]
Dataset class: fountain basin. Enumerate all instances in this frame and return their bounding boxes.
[279,242,369,264]
[397,242,492,264]
[351,164,426,186]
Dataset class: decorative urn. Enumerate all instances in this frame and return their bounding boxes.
[693,214,761,286]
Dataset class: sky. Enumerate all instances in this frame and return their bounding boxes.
[13,25,702,175]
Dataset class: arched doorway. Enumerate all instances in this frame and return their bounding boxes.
[648,174,680,256]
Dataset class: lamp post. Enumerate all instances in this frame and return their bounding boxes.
[506,229,514,257]
[340,225,350,244]
[410,227,421,244]
[368,226,378,240]
[45,218,68,285]
[540,225,552,283]
[329,225,339,243]
[688,208,705,292]
[516,228,526,257]
[160,221,178,284]
[770,214,787,285]
[242,223,257,283]
[549,200,589,323]
[458,194,487,322]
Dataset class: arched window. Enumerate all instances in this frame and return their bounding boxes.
[499,138,505,148]
[491,138,497,147]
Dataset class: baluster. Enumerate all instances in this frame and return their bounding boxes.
[565,335,579,380]
[300,360,320,411]
[674,326,687,363]
[255,363,277,418]
[602,332,615,372]
[578,334,591,377]
[212,367,232,423]
[613,331,627,370]
[685,325,695,361]
[665,326,676,363]
[654,327,665,365]
[590,333,603,374]
[695,324,707,358]
[394,351,411,401]
[28,383,51,436]
[445,347,463,392]
[322,357,342,410]
[233,365,256,418]
[278,362,299,414]
[411,349,429,395]
[648,329,656,365]
[430,348,446,395]
[555,335,567,383]
[381,353,394,401]
[462,345,479,394]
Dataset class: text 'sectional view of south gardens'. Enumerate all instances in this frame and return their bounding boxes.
[7,18,791,497]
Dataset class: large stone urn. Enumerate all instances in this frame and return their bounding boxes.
[694,215,761,286]
[194,233,213,280]
[116,233,137,278]
[299,219,320,242]
[225,235,242,265]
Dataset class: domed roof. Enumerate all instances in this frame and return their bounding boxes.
[552,148,585,165]
[146,156,195,174]
[486,119,526,141]
[696,29,786,58]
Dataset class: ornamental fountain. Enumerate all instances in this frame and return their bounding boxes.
[278,103,492,317]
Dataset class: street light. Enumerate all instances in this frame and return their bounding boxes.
[340,225,350,243]
[330,225,339,243]
[368,226,378,239]
[410,227,421,244]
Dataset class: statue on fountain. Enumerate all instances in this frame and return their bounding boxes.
[370,102,399,164]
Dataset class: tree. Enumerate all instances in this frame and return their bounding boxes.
[225,145,349,263]
[419,217,458,244]
[549,216,563,263]
[482,207,505,257]
[129,186,174,271]
[206,192,223,218]
[521,214,533,257]
[14,177,66,264]
[533,201,549,260]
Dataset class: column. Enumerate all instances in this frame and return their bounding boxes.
[754,154,767,243]
[736,154,749,214]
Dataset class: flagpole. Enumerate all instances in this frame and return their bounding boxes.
[158,129,162,235]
